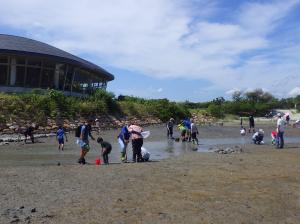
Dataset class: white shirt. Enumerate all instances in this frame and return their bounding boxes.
[277,118,286,132]
[191,123,198,133]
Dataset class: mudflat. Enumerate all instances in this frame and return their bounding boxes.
[0,145,300,223]
[0,125,300,223]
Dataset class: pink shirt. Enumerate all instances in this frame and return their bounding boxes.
[128,125,143,139]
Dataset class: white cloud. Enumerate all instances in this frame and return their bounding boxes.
[225,88,241,95]
[0,0,300,98]
[288,87,300,97]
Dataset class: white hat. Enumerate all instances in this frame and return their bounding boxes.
[277,113,282,117]
[258,129,264,134]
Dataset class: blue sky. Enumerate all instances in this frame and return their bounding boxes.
[0,0,300,102]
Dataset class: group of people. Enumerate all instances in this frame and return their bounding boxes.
[241,113,289,149]
[166,118,199,145]
[66,119,150,165]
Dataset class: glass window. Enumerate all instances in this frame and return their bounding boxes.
[15,66,26,86]
[43,60,55,69]
[41,69,54,88]
[0,56,8,64]
[64,66,74,91]
[26,67,41,87]
[16,58,26,65]
[28,59,41,67]
[0,65,8,85]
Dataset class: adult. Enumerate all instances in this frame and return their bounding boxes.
[177,122,187,142]
[128,124,143,162]
[276,113,286,149]
[252,129,264,145]
[77,119,95,164]
[190,119,199,145]
[183,118,192,141]
[248,115,255,133]
[166,118,175,139]
[117,124,131,162]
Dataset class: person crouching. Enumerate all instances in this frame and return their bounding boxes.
[97,137,112,165]
[252,129,264,144]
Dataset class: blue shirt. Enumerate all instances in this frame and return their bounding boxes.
[81,124,92,144]
[183,119,191,130]
[56,128,65,139]
[118,126,131,141]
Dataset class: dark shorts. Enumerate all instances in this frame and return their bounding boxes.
[181,130,186,137]
[58,138,64,144]
[191,132,197,139]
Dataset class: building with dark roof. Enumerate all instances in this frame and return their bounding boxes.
[0,34,114,95]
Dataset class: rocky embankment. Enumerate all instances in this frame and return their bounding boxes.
[0,115,162,142]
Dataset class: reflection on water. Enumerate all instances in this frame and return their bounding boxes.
[1,124,300,166]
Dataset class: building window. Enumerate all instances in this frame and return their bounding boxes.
[0,65,8,85]
[0,56,8,64]
[16,58,26,65]
[27,59,41,67]
[15,66,26,86]
[26,67,41,87]
[41,69,54,88]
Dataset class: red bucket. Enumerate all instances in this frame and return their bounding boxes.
[95,158,101,165]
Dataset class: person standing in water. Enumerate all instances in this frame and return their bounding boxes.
[248,114,255,133]
[190,119,199,145]
[276,113,286,149]
[166,118,175,139]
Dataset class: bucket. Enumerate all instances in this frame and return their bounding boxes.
[95,158,101,165]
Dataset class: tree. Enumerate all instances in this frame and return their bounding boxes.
[232,91,243,102]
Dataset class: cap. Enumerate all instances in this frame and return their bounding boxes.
[277,113,282,117]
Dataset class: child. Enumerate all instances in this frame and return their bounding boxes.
[97,137,112,165]
[240,126,246,136]
[56,125,68,151]
[24,124,35,143]
[271,130,277,145]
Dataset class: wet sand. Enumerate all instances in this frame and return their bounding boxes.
[1,124,300,223]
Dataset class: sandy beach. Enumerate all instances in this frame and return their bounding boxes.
[1,124,300,223]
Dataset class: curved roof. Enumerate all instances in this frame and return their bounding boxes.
[0,34,114,81]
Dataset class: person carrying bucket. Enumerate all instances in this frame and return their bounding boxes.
[117,124,131,162]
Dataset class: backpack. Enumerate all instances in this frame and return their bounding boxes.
[75,125,82,138]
